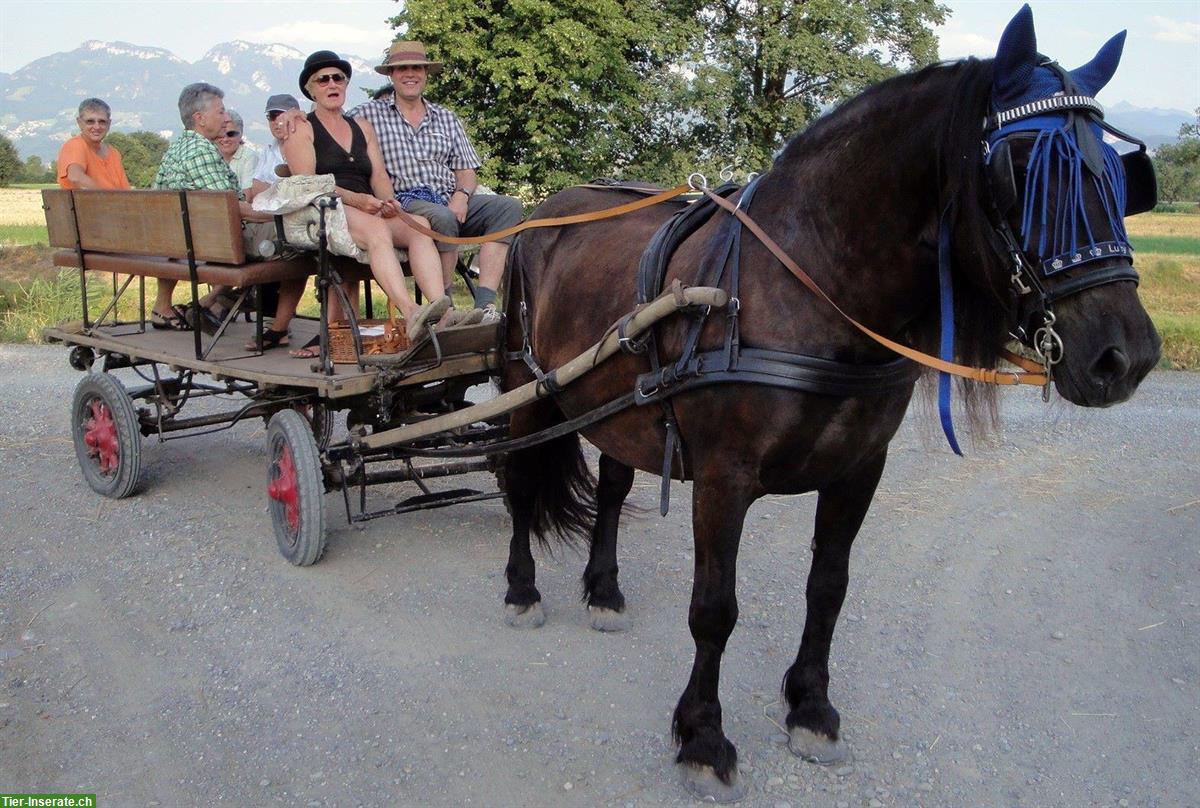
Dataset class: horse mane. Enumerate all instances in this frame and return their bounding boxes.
[779,57,1007,437]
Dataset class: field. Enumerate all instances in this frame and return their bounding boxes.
[1,188,1198,366]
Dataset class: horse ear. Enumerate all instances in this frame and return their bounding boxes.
[993,4,1038,107]
[1070,30,1126,95]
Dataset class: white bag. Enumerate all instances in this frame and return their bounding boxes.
[251,174,369,263]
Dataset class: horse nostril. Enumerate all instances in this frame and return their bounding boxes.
[1091,346,1130,386]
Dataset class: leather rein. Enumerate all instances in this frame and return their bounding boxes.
[390,182,1049,389]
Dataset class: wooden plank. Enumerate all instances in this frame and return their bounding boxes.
[42,189,78,248]
[184,191,245,264]
[69,189,243,264]
[42,320,498,398]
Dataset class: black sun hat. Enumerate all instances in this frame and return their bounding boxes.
[299,50,352,100]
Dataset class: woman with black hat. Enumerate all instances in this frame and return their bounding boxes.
[284,50,451,346]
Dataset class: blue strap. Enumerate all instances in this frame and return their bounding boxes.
[937,208,963,456]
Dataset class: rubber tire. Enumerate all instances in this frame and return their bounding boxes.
[267,409,327,566]
[70,372,142,499]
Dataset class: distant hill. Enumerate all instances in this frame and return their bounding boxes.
[0,40,1194,162]
[0,40,380,161]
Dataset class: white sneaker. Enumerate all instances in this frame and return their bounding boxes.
[478,303,501,325]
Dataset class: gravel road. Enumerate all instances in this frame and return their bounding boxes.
[1,343,1196,807]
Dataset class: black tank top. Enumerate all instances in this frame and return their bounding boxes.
[308,112,372,195]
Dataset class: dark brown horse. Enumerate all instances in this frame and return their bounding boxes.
[498,6,1160,800]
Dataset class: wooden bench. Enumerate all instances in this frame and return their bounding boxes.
[43,188,319,288]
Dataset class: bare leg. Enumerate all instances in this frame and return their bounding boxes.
[783,450,888,765]
[476,242,508,294]
[153,279,178,317]
[379,214,447,304]
[439,250,457,291]
[344,207,420,320]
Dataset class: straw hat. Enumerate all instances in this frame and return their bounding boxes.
[375,41,443,75]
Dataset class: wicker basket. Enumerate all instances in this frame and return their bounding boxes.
[328,305,410,364]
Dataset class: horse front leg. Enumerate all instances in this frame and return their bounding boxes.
[582,453,633,632]
[673,475,752,803]
[784,449,888,764]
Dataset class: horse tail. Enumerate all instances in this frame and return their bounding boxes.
[501,223,598,548]
[528,427,597,547]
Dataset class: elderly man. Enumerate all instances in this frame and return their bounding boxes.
[346,41,523,325]
[150,82,274,332]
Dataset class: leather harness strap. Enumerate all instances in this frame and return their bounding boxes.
[700,189,1049,387]
[390,183,694,245]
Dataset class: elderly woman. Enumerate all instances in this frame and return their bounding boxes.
[56,98,131,189]
[215,110,258,191]
[282,50,453,349]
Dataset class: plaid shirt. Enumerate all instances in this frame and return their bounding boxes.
[347,98,480,202]
[153,129,242,196]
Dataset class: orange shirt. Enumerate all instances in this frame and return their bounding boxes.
[56,136,132,189]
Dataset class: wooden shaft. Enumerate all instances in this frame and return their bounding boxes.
[358,285,728,450]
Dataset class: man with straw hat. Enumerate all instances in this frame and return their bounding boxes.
[348,40,523,325]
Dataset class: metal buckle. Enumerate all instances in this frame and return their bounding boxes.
[687,172,709,192]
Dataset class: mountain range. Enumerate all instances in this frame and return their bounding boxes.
[0,40,1194,163]
[0,40,381,161]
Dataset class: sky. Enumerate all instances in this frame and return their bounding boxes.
[0,0,1197,111]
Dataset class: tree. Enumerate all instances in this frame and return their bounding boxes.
[21,155,53,184]
[390,1,947,193]
[390,0,697,195]
[105,131,170,188]
[0,134,21,187]
[1154,108,1200,205]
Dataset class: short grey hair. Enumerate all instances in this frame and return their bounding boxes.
[226,111,244,133]
[78,98,111,119]
[178,82,224,129]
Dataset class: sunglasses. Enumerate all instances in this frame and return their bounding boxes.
[313,73,348,86]
[268,110,286,121]
[222,130,241,138]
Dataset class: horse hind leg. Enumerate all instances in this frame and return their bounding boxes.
[783,450,888,765]
[502,402,597,629]
[582,453,633,632]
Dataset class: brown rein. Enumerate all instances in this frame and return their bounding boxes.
[390,182,1047,388]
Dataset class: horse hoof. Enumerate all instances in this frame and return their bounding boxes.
[678,764,747,804]
[587,605,630,632]
[503,601,546,629]
[788,726,849,764]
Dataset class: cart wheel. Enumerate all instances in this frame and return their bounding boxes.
[294,400,334,450]
[70,372,142,499]
[267,409,327,566]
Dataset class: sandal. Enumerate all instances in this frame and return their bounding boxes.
[406,295,452,342]
[151,307,189,331]
[245,328,289,352]
[288,336,321,359]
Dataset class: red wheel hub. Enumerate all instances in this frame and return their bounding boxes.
[83,399,120,474]
[268,444,301,531]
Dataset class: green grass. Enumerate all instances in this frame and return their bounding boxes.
[0,224,50,246]
[7,182,57,190]
[1153,314,1200,370]
[0,269,145,342]
[1130,235,1200,256]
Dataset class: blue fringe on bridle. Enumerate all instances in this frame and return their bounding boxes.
[1018,125,1130,270]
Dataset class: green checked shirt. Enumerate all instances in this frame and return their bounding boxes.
[153,129,242,196]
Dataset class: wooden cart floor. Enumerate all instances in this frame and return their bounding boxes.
[44,317,501,398]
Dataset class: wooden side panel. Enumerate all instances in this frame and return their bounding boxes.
[69,189,243,264]
[42,189,79,249]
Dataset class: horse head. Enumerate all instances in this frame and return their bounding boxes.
[980,4,1160,406]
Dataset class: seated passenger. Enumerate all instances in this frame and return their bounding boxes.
[248,94,300,202]
[56,98,132,190]
[149,82,278,332]
[216,110,258,191]
[279,50,453,355]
